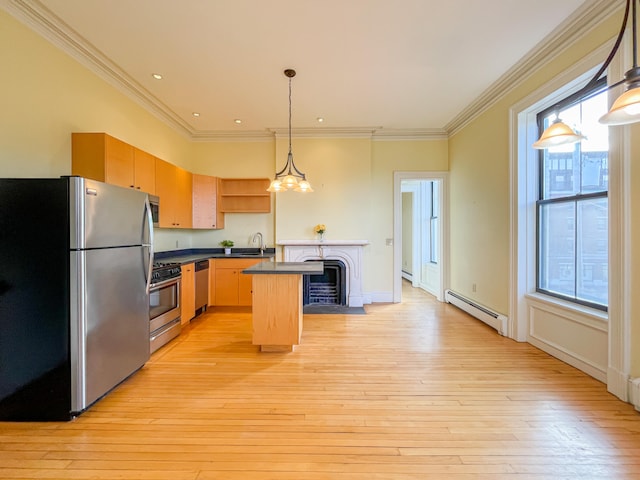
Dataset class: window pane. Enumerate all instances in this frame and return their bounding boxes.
[430,181,439,263]
[430,217,438,263]
[542,147,578,198]
[580,91,609,153]
[576,197,608,306]
[539,201,575,298]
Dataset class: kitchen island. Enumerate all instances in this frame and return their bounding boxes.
[243,261,324,352]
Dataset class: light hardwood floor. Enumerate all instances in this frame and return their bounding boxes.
[1,282,640,479]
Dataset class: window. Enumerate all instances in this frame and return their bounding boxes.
[536,79,608,310]
[429,181,439,264]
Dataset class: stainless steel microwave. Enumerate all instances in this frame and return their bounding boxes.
[149,195,159,228]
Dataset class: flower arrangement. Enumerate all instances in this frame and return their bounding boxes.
[314,224,326,235]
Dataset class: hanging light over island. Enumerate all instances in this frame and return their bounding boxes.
[267,69,313,193]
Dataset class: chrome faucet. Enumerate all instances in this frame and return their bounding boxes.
[252,232,265,255]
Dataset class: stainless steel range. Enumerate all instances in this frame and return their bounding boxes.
[149,262,181,353]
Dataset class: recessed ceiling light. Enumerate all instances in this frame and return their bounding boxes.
[317,117,324,123]
[234,119,242,124]
[151,73,163,80]
[192,112,200,117]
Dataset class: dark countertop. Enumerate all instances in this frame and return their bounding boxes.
[155,247,275,265]
[242,261,324,275]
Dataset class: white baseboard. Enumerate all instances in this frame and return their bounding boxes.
[630,378,640,412]
[607,367,629,403]
[367,291,393,303]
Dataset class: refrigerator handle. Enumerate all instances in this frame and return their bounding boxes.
[143,196,154,293]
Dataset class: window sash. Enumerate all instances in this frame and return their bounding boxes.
[535,80,608,311]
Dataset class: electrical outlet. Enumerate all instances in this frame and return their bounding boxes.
[176,240,179,248]
[472,283,477,293]
[386,238,393,246]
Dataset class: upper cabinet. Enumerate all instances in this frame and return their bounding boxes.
[71,133,156,194]
[155,158,192,229]
[132,148,157,194]
[192,174,224,229]
[72,133,270,230]
[219,178,271,213]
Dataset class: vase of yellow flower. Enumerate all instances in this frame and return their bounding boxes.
[314,224,326,242]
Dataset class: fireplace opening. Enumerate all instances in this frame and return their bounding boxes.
[303,259,346,306]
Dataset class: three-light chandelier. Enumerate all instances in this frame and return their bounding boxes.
[267,69,313,193]
[534,0,640,149]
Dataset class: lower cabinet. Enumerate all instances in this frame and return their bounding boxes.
[210,258,264,306]
[181,263,195,324]
[208,259,216,305]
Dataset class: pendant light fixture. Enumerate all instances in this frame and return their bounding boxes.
[267,69,313,193]
[532,116,586,149]
[534,0,640,149]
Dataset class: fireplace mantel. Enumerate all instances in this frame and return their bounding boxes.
[278,240,369,246]
[278,240,369,307]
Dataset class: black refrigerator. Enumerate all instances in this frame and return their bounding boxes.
[0,176,153,420]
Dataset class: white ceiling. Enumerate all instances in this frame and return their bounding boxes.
[10,0,593,137]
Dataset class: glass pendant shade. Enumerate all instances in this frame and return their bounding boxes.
[266,179,283,192]
[599,86,640,125]
[532,119,585,149]
[294,180,313,192]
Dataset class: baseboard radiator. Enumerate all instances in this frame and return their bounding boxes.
[444,289,507,336]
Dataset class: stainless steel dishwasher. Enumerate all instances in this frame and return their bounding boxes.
[194,260,209,314]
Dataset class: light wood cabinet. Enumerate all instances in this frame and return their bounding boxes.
[71,133,156,194]
[219,178,271,213]
[132,148,157,194]
[251,274,303,352]
[208,259,216,306]
[155,158,192,228]
[192,174,224,229]
[73,133,271,230]
[212,258,264,306]
[215,267,240,305]
[181,263,195,324]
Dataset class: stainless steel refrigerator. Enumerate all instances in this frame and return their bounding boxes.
[0,176,153,420]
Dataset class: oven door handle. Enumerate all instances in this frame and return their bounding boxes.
[150,277,180,289]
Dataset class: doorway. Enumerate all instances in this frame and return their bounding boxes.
[393,171,449,303]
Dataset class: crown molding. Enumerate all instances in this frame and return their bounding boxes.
[445,0,622,136]
[190,130,275,142]
[1,0,445,143]
[270,127,379,139]
[372,128,448,141]
[192,127,447,142]
[2,0,621,143]
[268,127,447,140]
[1,0,196,138]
